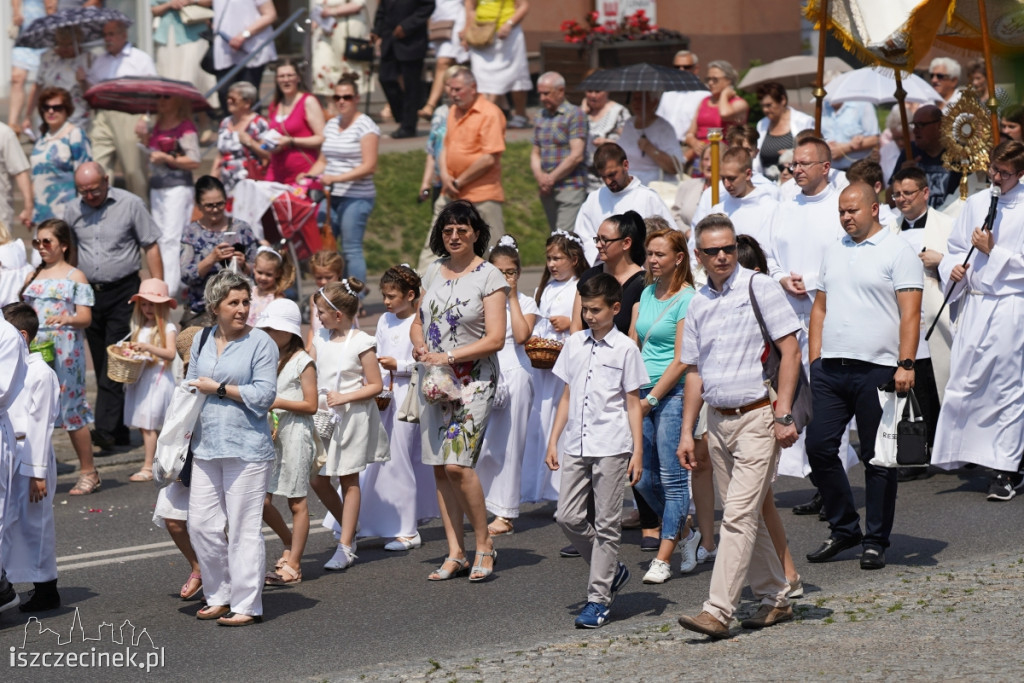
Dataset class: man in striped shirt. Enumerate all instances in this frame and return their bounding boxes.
[676,214,802,639]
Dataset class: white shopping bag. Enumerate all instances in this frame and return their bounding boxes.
[153,382,207,488]
[870,388,907,468]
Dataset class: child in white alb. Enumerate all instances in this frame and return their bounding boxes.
[2,302,61,612]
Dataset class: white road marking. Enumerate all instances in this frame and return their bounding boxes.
[56,521,334,572]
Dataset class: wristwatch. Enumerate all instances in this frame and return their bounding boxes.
[451,178,460,190]
[447,352,456,366]
[897,358,916,370]
[216,381,227,399]
[242,29,252,39]
[774,413,795,426]
[645,395,659,408]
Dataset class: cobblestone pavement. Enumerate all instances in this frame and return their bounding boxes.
[342,552,1024,682]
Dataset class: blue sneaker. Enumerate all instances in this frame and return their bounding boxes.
[609,562,630,604]
[574,601,610,629]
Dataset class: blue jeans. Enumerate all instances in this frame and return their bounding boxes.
[330,195,375,289]
[634,384,690,542]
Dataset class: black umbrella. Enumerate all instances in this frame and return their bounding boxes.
[577,63,707,93]
[15,7,133,49]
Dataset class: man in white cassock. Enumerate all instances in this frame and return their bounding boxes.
[710,147,778,248]
[574,143,676,266]
[0,317,28,614]
[933,140,1024,502]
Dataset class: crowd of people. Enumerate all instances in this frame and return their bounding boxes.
[0,7,1021,639]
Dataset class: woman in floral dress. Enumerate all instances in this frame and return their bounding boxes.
[20,218,99,495]
[410,200,508,583]
[30,87,92,222]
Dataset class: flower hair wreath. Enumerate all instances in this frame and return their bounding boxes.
[490,235,519,252]
[552,230,584,247]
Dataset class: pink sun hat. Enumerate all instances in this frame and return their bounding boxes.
[129,278,178,309]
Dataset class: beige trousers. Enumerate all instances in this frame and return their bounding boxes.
[89,110,148,200]
[702,405,789,623]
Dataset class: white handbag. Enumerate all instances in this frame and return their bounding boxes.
[153,382,207,488]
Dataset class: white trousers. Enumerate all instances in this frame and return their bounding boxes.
[188,457,271,616]
[150,184,194,297]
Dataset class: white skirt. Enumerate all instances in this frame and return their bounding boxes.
[124,361,176,431]
[520,366,563,503]
[468,25,531,96]
[477,365,533,518]
[355,377,438,538]
[153,481,190,528]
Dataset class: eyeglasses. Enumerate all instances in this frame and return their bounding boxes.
[786,160,825,173]
[41,104,66,113]
[201,201,226,211]
[697,244,738,257]
[333,94,356,102]
[31,237,56,249]
[705,76,721,84]
[593,235,626,246]
[989,165,1017,179]
[497,268,519,277]
[928,72,954,81]
[890,187,923,200]
[910,120,940,129]
[77,186,105,198]
[441,227,473,239]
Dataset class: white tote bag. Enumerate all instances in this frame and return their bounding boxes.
[870,388,908,469]
[153,382,207,488]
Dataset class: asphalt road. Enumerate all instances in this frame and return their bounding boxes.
[2,457,1019,682]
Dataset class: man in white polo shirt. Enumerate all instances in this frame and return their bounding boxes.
[805,183,923,571]
[676,214,801,640]
[575,143,675,265]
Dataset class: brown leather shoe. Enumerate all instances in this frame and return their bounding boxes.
[677,611,731,639]
[740,604,794,629]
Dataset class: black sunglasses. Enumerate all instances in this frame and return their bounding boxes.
[41,104,66,113]
[698,244,738,257]
[333,94,356,102]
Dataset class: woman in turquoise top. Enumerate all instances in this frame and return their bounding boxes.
[628,226,700,585]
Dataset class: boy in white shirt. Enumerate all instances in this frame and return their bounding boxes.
[546,273,648,629]
[2,303,61,612]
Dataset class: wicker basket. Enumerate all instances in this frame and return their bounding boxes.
[525,336,564,370]
[375,371,394,411]
[106,344,146,384]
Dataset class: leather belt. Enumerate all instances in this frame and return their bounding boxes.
[714,396,771,416]
[825,357,872,367]
[91,273,138,292]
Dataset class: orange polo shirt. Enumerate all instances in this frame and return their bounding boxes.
[444,96,505,204]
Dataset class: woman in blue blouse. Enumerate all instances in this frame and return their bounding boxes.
[187,269,278,626]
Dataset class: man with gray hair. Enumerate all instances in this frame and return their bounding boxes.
[929,57,962,111]
[676,214,801,639]
[531,71,588,232]
[657,50,705,147]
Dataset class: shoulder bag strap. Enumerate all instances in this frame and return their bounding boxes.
[747,274,773,351]
[640,290,682,348]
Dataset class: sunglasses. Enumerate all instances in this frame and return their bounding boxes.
[698,244,738,257]
[32,237,57,249]
[41,104,66,113]
[201,201,226,211]
[333,94,356,102]
[676,64,696,71]
[928,72,954,81]
[441,227,473,238]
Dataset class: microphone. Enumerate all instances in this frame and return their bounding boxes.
[983,184,1001,232]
